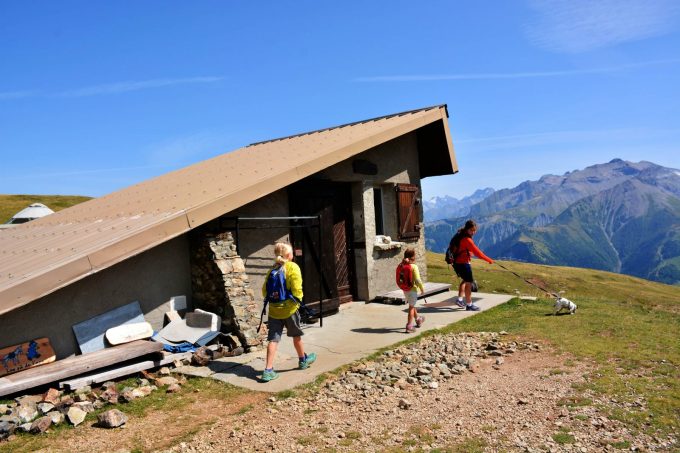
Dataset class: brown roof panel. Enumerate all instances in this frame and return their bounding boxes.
[0,105,456,315]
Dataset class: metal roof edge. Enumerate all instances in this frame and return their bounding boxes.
[248,104,447,147]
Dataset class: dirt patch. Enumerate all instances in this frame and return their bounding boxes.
[3,335,675,452]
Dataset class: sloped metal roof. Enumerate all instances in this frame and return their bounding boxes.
[0,105,457,315]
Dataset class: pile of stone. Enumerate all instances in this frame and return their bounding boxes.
[312,332,540,405]
[0,367,184,440]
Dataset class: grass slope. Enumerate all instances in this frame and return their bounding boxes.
[427,251,680,435]
[0,194,91,224]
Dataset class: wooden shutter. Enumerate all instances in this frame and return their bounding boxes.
[396,184,421,240]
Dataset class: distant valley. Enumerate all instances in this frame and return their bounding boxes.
[425,159,680,285]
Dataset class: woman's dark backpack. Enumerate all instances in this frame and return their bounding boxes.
[445,232,464,265]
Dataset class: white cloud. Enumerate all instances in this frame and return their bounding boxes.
[353,59,680,82]
[525,0,680,53]
[54,76,223,97]
[0,77,224,101]
[0,90,36,100]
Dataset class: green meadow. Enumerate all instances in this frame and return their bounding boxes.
[426,251,680,435]
[0,194,91,224]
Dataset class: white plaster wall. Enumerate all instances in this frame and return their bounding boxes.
[317,132,428,300]
[0,236,192,359]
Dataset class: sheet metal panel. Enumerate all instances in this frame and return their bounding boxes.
[0,106,456,314]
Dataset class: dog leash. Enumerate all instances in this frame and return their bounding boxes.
[494,262,558,298]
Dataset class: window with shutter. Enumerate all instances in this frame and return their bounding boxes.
[395,184,421,240]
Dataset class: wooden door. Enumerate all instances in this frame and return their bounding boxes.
[289,181,355,316]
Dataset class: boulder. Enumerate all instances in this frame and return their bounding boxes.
[0,420,15,440]
[97,409,128,429]
[101,387,121,404]
[15,395,42,406]
[74,385,91,395]
[72,401,95,413]
[156,376,179,387]
[67,407,87,426]
[29,416,52,434]
[37,402,55,415]
[47,411,65,425]
[16,405,38,424]
[41,388,61,405]
[100,381,116,390]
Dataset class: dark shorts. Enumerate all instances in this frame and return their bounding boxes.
[267,310,304,342]
[453,263,474,283]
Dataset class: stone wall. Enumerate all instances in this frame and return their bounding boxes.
[190,232,262,350]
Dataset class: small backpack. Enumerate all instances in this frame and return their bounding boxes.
[445,232,463,265]
[395,262,414,291]
[265,266,292,304]
[259,264,304,332]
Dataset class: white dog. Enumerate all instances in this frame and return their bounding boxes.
[553,297,577,315]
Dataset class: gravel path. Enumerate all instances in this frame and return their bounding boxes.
[164,332,676,452]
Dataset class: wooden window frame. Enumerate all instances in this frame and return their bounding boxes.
[395,183,421,241]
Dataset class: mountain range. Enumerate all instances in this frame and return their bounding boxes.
[423,188,495,222]
[425,159,680,285]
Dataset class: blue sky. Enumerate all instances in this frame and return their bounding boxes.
[1,1,679,200]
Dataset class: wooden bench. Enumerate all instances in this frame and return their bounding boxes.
[375,282,451,304]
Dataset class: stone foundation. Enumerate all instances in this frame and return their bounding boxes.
[190,232,262,350]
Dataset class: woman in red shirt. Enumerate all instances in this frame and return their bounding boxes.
[450,220,493,311]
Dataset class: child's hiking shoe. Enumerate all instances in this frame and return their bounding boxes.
[299,352,317,370]
[261,369,279,382]
[415,316,425,327]
[455,298,466,309]
[465,304,481,311]
[405,324,416,333]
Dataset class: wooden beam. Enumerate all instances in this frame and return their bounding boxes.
[60,351,191,391]
[0,340,163,397]
[60,344,220,390]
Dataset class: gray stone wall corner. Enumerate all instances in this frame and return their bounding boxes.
[190,231,265,350]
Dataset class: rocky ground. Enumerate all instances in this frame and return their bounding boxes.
[164,332,677,452]
[2,332,677,452]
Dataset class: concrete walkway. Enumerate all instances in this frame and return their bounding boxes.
[175,291,513,392]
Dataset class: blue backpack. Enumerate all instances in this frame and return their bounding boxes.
[265,266,294,304]
[258,265,308,332]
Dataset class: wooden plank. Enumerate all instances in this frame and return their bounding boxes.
[0,340,163,397]
[0,338,56,377]
[72,301,145,353]
[377,282,451,301]
[60,351,192,391]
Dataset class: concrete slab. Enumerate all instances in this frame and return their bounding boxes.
[204,290,512,392]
